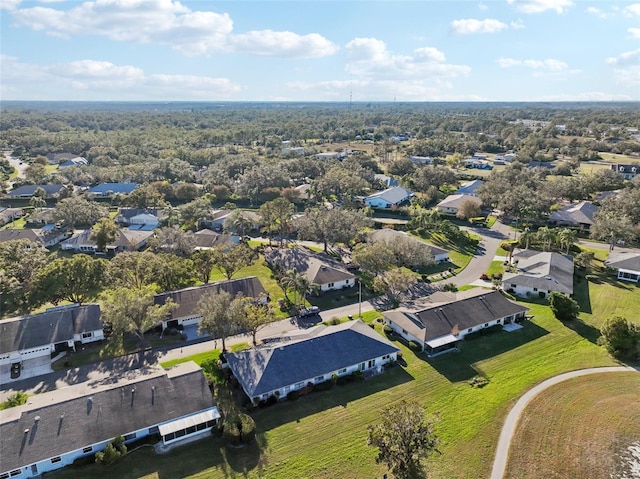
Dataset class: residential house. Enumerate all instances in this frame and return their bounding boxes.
[193,229,239,249]
[549,201,599,229]
[294,183,312,200]
[154,276,268,331]
[115,208,164,227]
[58,157,88,169]
[200,209,261,232]
[604,251,640,283]
[0,362,219,479]
[365,186,413,209]
[0,207,24,226]
[225,320,400,403]
[314,152,343,160]
[87,183,138,197]
[60,229,153,254]
[436,194,482,215]
[366,229,449,263]
[0,304,103,383]
[374,174,399,188]
[408,155,433,165]
[25,208,55,226]
[610,164,639,180]
[383,289,529,356]
[6,185,65,199]
[455,179,484,197]
[463,158,492,169]
[264,247,355,292]
[281,147,306,156]
[46,153,83,165]
[0,228,67,248]
[502,251,574,297]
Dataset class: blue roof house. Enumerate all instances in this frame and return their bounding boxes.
[87,183,138,197]
[365,186,413,209]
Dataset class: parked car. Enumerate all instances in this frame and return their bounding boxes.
[298,306,320,318]
[10,362,21,379]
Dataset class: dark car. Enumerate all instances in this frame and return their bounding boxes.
[10,362,21,379]
[298,306,320,318]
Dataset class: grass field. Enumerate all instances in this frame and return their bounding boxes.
[50,296,623,479]
[504,372,640,479]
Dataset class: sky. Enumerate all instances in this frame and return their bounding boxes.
[1,0,639,102]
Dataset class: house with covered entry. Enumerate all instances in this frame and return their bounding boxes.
[383,289,529,356]
[610,164,639,180]
[365,186,413,209]
[60,228,154,254]
[6,184,65,199]
[153,276,268,332]
[225,320,400,404]
[0,228,68,248]
[115,208,164,228]
[436,194,482,216]
[604,251,640,283]
[0,362,219,479]
[0,304,103,384]
[502,250,574,297]
[87,182,138,197]
[264,247,355,292]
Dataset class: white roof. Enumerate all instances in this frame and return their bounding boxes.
[158,407,220,435]
[426,334,458,348]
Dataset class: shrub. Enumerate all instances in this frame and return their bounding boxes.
[442,283,458,292]
[222,419,241,446]
[237,413,256,444]
[408,341,422,352]
[95,436,127,465]
[287,390,300,401]
[548,292,580,321]
[314,380,334,392]
[0,391,28,410]
[598,316,640,360]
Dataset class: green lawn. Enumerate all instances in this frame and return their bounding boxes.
[485,260,505,278]
[50,295,624,479]
[408,232,474,275]
[160,342,249,369]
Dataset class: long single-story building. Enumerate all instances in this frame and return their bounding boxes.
[154,276,268,331]
[366,229,449,263]
[0,304,103,383]
[383,289,529,356]
[225,320,400,403]
[604,251,640,283]
[264,247,355,292]
[365,186,413,209]
[502,250,574,297]
[0,362,219,479]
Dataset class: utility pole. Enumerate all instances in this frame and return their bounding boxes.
[358,280,362,320]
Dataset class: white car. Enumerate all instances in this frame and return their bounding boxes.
[298,306,320,318]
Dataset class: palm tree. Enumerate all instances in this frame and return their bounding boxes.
[518,227,534,250]
[557,228,578,254]
[536,226,556,252]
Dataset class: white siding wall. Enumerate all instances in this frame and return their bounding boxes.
[319,278,353,292]
[0,345,53,367]
[385,321,424,349]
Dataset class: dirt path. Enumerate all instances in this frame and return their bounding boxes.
[490,365,640,479]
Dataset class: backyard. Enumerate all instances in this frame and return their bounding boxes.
[49,293,627,479]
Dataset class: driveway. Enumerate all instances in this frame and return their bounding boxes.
[4,152,28,185]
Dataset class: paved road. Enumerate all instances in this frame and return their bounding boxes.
[4,152,27,185]
[490,365,640,479]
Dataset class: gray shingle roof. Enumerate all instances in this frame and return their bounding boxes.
[7,185,65,198]
[0,362,212,473]
[502,251,574,295]
[384,289,528,343]
[436,194,482,210]
[264,247,354,286]
[225,320,399,397]
[0,304,102,355]
[365,186,413,205]
[154,276,267,320]
[367,229,449,257]
[605,252,640,272]
[549,201,598,226]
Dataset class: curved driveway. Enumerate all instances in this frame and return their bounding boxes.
[490,365,639,479]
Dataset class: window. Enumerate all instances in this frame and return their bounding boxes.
[338,368,347,374]
[402,329,408,334]
[368,359,375,368]
[1,473,10,479]
[467,328,472,333]
[295,382,305,389]
[10,471,21,478]
[510,284,516,288]
[206,420,216,428]
[164,432,175,441]
[533,288,538,292]
[186,426,197,435]
[315,376,324,382]
[82,446,93,453]
[484,323,488,327]
[175,429,186,438]
[345,279,350,284]
[148,426,159,434]
[123,433,136,441]
[82,332,93,339]
[497,319,501,323]
[327,282,334,288]
[51,457,62,464]
[196,423,207,431]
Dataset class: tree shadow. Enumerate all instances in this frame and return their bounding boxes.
[573,275,592,314]
[251,366,414,431]
[222,433,269,477]
[425,320,550,382]
[563,317,601,345]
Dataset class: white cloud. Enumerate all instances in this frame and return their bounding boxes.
[539,91,634,101]
[507,0,573,14]
[629,27,640,38]
[586,7,609,19]
[229,30,338,58]
[605,50,640,90]
[0,0,21,11]
[451,18,509,34]
[345,37,470,80]
[478,3,488,10]
[0,56,241,100]
[624,3,640,16]
[8,0,336,58]
[497,57,568,71]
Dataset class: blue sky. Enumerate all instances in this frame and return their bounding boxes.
[1,0,639,101]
